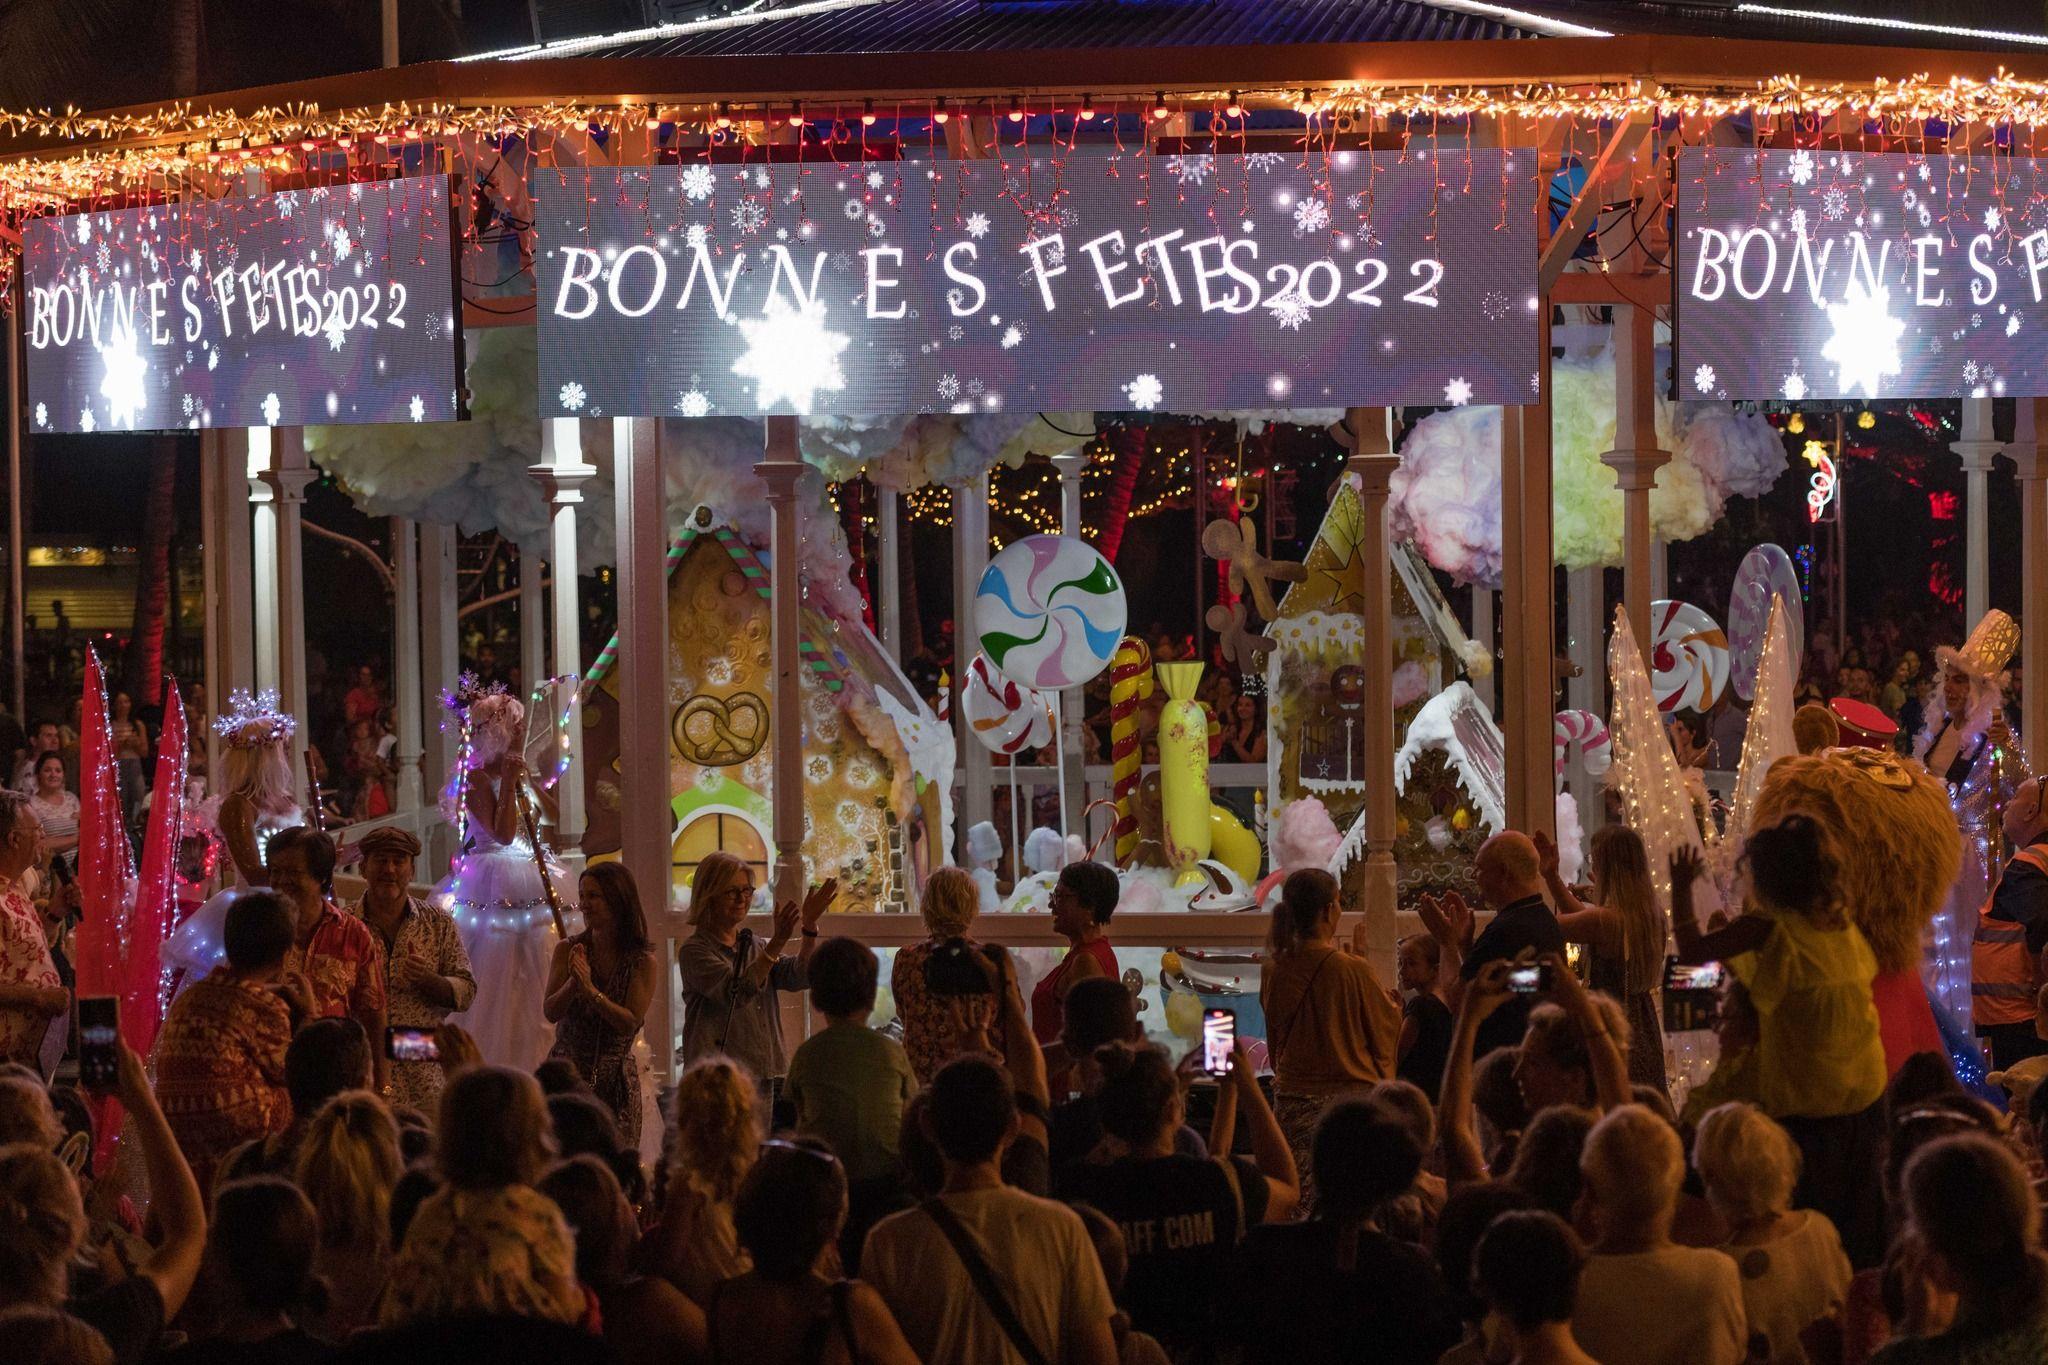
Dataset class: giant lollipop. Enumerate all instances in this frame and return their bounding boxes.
[975,535,1128,690]
[1649,599,1730,713]
[961,652,1056,755]
[1726,544,1804,701]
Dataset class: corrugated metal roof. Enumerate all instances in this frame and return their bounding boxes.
[555,0,1536,61]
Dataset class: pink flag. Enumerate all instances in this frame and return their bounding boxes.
[71,650,137,1168]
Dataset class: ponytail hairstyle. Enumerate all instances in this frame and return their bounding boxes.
[1268,867,1339,955]
[1741,814,1844,928]
[293,1091,401,1253]
[1091,1044,1180,1147]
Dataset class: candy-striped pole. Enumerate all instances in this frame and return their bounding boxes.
[1109,636,1150,865]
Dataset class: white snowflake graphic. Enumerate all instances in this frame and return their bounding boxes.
[731,198,768,234]
[843,198,867,221]
[181,394,195,417]
[1167,154,1213,187]
[1781,371,1808,401]
[685,224,710,250]
[1124,373,1163,411]
[1267,291,1311,331]
[406,394,424,423]
[331,230,352,262]
[866,217,886,238]
[675,389,711,418]
[1244,152,1287,173]
[206,348,219,371]
[886,350,906,369]
[948,324,964,341]
[1443,377,1474,407]
[1693,363,1717,395]
[866,170,885,189]
[324,316,346,351]
[1001,325,1023,350]
[276,192,295,218]
[1481,291,1511,321]
[1788,150,1816,185]
[260,392,281,427]
[964,211,991,240]
[559,381,587,411]
[1292,196,1331,235]
[681,164,717,201]
[1820,186,1850,221]
[2008,313,2022,337]
[33,403,46,428]
[79,408,95,433]
[1963,359,1980,384]
[1986,205,2003,231]
[936,373,960,401]
[967,378,985,397]
[730,295,850,414]
[93,241,110,273]
[1790,208,1808,236]
[74,216,90,244]
[753,169,771,189]
[1820,281,1906,399]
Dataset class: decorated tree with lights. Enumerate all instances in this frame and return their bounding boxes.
[1608,605,1711,919]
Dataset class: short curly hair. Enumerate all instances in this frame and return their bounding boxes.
[920,867,980,939]
[1692,1101,1801,1225]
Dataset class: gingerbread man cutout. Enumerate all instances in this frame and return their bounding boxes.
[1206,601,1276,672]
[1202,518,1306,621]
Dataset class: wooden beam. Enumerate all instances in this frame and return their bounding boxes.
[1538,109,1653,295]
[1549,271,1669,308]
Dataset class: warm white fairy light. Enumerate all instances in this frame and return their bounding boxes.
[1609,605,1713,920]
[1725,595,1796,846]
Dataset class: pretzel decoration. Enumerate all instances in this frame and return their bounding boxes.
[673,692,769,767]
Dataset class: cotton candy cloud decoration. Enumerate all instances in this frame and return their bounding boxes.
[1389,345,1789,587]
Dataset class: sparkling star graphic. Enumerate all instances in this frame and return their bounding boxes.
[1819,281,1905,400]
[98,325,148,429]
[730,296,850,415]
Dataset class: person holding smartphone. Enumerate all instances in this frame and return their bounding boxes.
[351,825,475,1113]
[0,790,65,1068]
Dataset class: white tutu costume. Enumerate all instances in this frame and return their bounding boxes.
[162,805,305,984]
[435,775,579,1071]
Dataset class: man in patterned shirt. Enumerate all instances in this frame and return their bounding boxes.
[351,825,475,1111]
[268,825,388,1092]
[0,790,64,1067]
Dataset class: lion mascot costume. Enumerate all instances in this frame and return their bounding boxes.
[1749,747,1963,1074]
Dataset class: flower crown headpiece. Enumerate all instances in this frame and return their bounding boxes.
[213,688,296,748]
[439,671,510,725]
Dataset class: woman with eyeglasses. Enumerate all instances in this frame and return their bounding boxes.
[708,1137,920,1365]
[679,852,837,1092]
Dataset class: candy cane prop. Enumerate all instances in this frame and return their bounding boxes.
[1109,637,1151,866]
[1553,709,1613,793]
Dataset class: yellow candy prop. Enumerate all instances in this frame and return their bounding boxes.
[1155,662,1213,874]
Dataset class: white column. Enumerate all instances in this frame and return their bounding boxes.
[263,428,314,795]
[1601,302,1673,661]
[1565,566,1605,836]
[533,419,596,861]
[519,547,547,694]
[6,317,22,727]
[390,518,425,813]
[758,420,809,910]
[247,429,279,696]
[876,488,902,662]
[1469,586,1495,714]
[1954,396,1999,628]
[1051,450,1090,832]
[199,433,226,780]
[951,475,993,856]
[616,416,672,1074]
[418,522,460,826]
[1346,408,1401,985]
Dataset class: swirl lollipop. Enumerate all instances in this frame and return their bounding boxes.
[974,535,1128,690]
[1649,599,1730,713]
[1725,544,1804,701]
[961,652,1056,755]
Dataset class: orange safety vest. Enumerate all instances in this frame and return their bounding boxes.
[1973,846,2048,1027]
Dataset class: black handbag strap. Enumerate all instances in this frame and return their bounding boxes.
[921,1198,1053,1365]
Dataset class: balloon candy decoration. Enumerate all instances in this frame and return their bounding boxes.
[1553,709,1613,792]
[1155,661,1213,877]
[974,535,1128,690]
[960,652,1055,755]
[1726,544,1804,701]
[1108,637,1154,866]
[1649,599,1730,713]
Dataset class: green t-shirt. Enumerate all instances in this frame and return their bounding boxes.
[785,1022,918,1183]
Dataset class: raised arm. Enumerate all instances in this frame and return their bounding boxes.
[1440,960,1512,1185]
[1222,1037,1299,1221]
[1540,954,1632,1113]
[1668,846,1772,964]
[111,1041,206,1319]
[218,791,267,886]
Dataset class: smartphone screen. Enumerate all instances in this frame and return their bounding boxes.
[386,1026,440,1063]
[1201,1008,1236,1076]
[1663,959,1727,992]
[1505,964,1545,994]
[77,995,118,1090]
